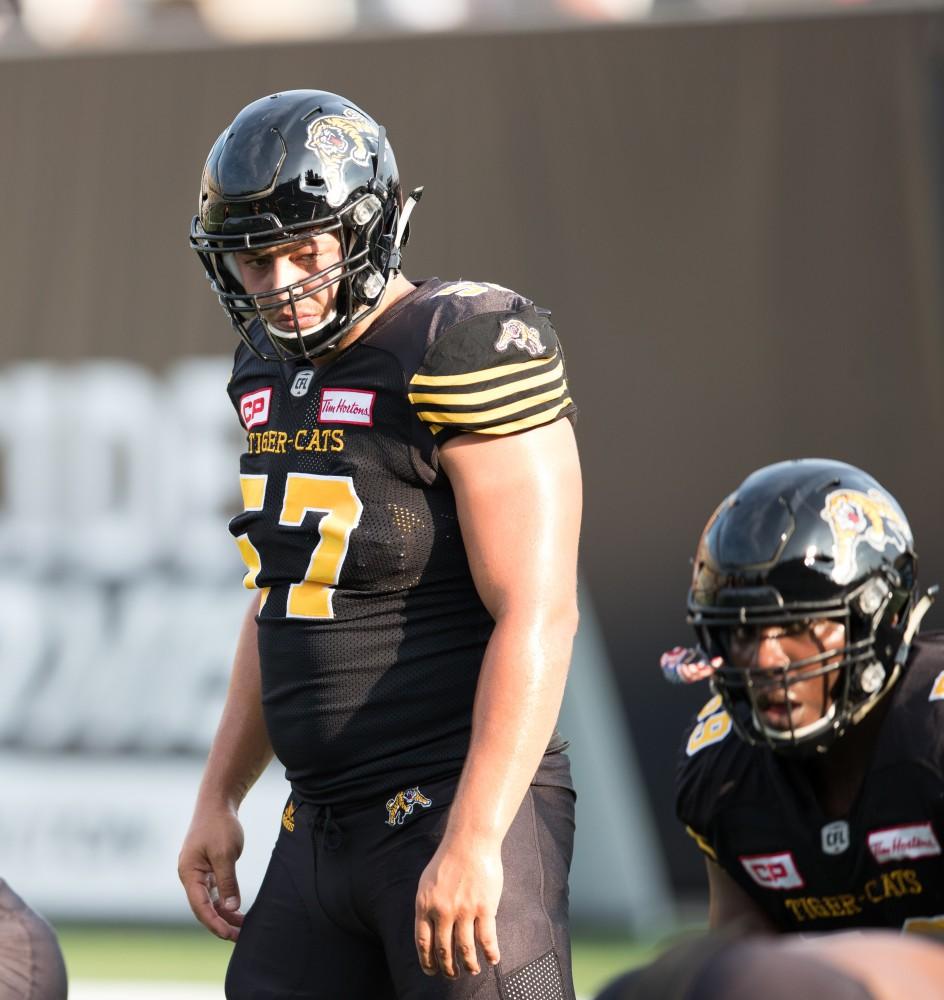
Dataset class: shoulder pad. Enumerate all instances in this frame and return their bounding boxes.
[408,303,575,443]
[684,695,733,757]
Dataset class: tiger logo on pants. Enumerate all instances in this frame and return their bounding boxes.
[385,786,432,826]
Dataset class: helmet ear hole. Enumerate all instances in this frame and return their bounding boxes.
[854,661,887,696]
[354,268,385,303]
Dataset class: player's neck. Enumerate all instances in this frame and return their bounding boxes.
[313,274,416,366]
[803,695,893,819]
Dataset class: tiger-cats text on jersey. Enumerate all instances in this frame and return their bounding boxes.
[226,279,577,804]
[676,634,944,933]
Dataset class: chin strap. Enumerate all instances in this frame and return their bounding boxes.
[387,186,424,275]
[265,309,337,343]
[895,584,938,666]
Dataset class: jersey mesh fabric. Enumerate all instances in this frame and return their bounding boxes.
[226,279,574,804]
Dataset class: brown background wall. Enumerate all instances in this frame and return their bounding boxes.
[2,10,942,889]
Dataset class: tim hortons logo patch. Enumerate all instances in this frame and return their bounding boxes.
[385,786,432,827]
[867,823,941,864]
[739,852,805,890]
[319,387,375,426]
[240,387,272,429]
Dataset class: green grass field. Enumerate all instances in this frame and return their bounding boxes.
[54,923,689,996]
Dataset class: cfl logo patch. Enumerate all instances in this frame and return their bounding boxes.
[821,820,850,856]
[739,851,805,890]
[290,370,314,397]
[240,387,272,429]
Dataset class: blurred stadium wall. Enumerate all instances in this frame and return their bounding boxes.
[1,7,943,922]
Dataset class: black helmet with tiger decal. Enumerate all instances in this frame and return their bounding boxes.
[190,90,422,361]
[688,459,934,754]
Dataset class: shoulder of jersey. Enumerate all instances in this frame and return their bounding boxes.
[420,278,533,329]
[675,692,752,832]
[885,632,944,755]
[404,278,575,442]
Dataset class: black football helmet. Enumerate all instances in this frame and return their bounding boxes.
[688,459,934,754]
[190,90,422,361]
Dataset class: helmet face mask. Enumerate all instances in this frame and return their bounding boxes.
[701,603,886,754]
[190,91,414,362]
[687,459,924,756]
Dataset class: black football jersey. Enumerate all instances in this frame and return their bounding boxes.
[676,634,944,933]
[226,278,576,804]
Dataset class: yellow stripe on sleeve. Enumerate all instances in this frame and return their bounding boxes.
[409,352,558,388]
[479,397,573,435]
[462,396,574,436]
[416,384,567,427]
[408,360,564,407]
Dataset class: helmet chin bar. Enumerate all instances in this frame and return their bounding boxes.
[756,701,839,747]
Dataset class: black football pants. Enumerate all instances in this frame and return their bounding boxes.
[225,771,576,999]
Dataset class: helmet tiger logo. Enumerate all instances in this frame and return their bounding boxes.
[385,786,432,826]
[820,488,911,585]
[495,318,546,357]
[305,107,378,208]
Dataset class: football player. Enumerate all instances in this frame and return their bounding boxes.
[671,459,944,934]
[177,90,581,1000]
[0,880,68,1000]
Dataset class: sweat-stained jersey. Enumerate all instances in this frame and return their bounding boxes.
[226,278,576,805]
[676,634,944,933]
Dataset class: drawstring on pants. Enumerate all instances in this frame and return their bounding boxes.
[311,805,343,852]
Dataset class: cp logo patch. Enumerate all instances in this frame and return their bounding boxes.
[240,387,272,429]
[739,851,805,890]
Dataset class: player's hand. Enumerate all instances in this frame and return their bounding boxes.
[660,645,722,685]
[178,805,246,941]
[414,835,503,978]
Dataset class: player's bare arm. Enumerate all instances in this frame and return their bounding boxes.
[178,593,273,942]
[705,858,776,933]
[414,417,582,978]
